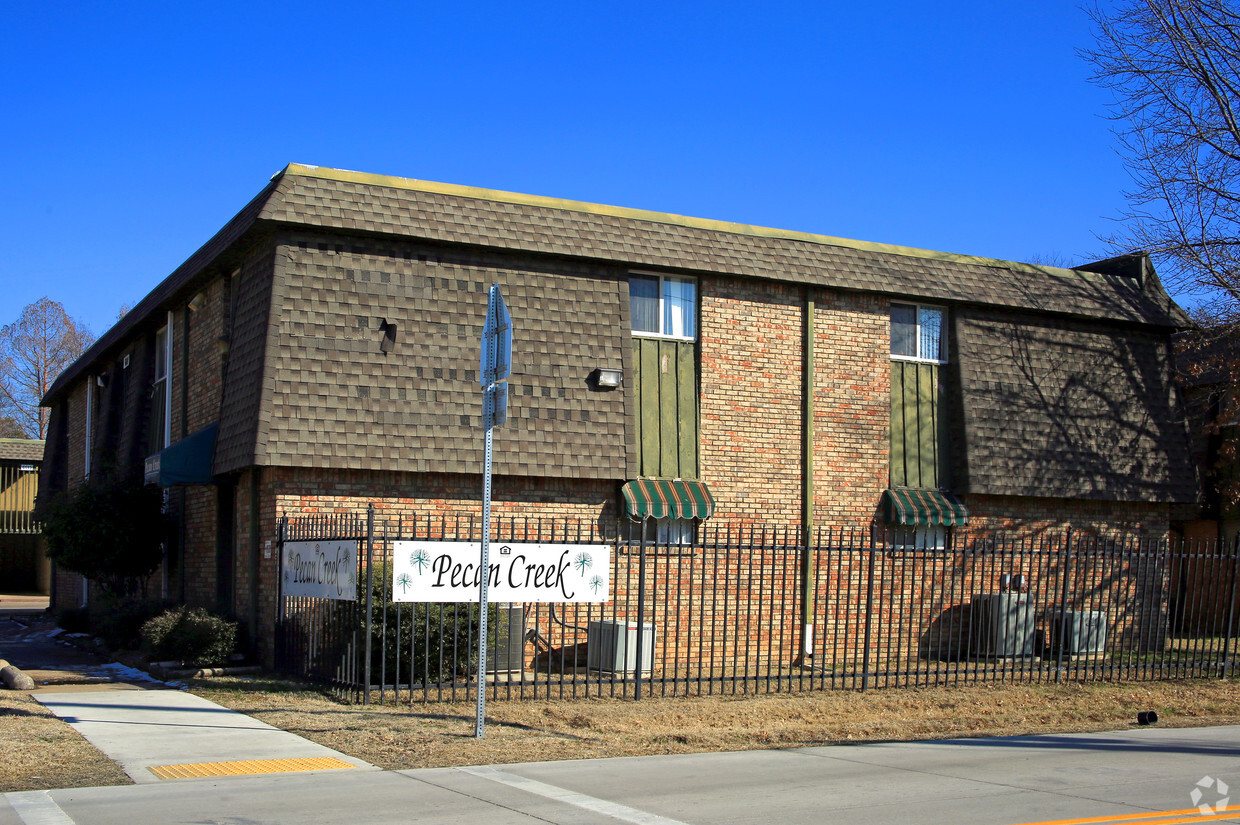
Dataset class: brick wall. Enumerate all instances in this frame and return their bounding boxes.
[811,289,891,525]
[700,277,804,522]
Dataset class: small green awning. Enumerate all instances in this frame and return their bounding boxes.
[158,423,218,486]
[883,487,968,527]
[622,478,716,520]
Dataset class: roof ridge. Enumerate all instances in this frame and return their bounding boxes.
[278,163,1099,280]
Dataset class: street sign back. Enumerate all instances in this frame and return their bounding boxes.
[480,285,511,388]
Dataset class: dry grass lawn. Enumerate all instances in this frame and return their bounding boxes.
[0,691,130,791]
[3,676,1239,792]
[190,677,1240,771]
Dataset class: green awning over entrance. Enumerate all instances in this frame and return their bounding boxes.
[158,423,218,486]
[621,478,715,520]
[883,487,968,527]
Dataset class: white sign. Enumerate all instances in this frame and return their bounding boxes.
[392,541,610,603]
[282,540,358,600]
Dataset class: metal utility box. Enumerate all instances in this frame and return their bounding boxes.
[587,620,654,672]
[971,593,1036,657]
[488,603,526,674]
[1049,610,1107,655]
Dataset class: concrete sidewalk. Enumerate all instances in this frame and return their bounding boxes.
[1,610,375,784]
[33,689,376,783]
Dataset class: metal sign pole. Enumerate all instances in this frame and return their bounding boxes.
[476,283,510,740]
[477,390,493,738]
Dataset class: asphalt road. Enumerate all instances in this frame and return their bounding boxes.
[3,723,1239,825]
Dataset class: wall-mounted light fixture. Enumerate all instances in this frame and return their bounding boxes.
[593,367,623,389]
[187,292,204,312]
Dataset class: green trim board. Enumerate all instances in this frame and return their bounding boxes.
[622,478,716,520]
[883,487,969,527]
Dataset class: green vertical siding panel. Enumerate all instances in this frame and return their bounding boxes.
[916,363,938,489]
[659,340,679,476]
[890,364,907,487]
[936,369,951,488]
[901,364,921,487]
[890,361,946,489]
[638,339,662,476]
[634,337,699,479]
[677,341,698,478]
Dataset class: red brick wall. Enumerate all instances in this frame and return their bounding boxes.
[700,278,804,523]
[811,290,891,525]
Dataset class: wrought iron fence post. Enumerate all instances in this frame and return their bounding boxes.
[276,514,288,670]
[364,504,375,704]
[1222,533,1239,679]
[861,530,876,692]
[1054,528,1073,682]
[635,525,648,701]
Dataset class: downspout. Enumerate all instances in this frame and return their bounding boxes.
[800,289,815,661]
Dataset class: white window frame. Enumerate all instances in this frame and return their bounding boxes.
[890,302,947,365]
[889,525,949,551]
[152,315,172,452]
[630,272,698,342]
[629,517,697,547]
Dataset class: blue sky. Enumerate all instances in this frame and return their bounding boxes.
[0,1,1129,339]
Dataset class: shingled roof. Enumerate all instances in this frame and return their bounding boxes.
[0,440,43,463]
[46,163,1188,404]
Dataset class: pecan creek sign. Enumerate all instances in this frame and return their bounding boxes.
[392,541,610,603]
[281,540,358,600]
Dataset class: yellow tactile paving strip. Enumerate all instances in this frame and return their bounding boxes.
[149,757,355,779]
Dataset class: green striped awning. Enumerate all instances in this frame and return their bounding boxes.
[621,478,716,520]
[883,488,968,527]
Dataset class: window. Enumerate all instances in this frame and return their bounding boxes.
[890,526,948,551]
[627,517,697,548]
[891,303,945,363]
[631,274,697,340]
[148,322,171,455]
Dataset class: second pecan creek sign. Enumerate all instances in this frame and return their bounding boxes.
[392,541,610,603]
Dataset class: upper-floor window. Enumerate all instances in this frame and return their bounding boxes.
[148,322,171,455]
[630,274,697,340]
[891,303,945,363]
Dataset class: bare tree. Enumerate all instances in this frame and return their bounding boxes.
[0,298,94,439]
[1084,0,1240,323]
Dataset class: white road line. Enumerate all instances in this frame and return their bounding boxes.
[5,791,76,825]
[460,765,690,825]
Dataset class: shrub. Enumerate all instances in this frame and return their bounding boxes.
[355,562,480,684]
[141,607,237,666]
[93,598,176,650]
[41,481,170,600]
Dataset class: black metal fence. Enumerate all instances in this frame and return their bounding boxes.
[274,509,1240,703]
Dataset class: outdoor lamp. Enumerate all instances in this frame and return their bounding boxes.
[594,368,623,388]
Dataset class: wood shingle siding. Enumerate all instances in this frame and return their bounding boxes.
[953,307,1196,502]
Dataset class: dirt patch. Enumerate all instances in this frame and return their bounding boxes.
[0,691,131,792]
[189,677,1240,772]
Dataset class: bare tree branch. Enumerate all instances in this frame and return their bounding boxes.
[0,298,94,439]
[1084,0,1240,321]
